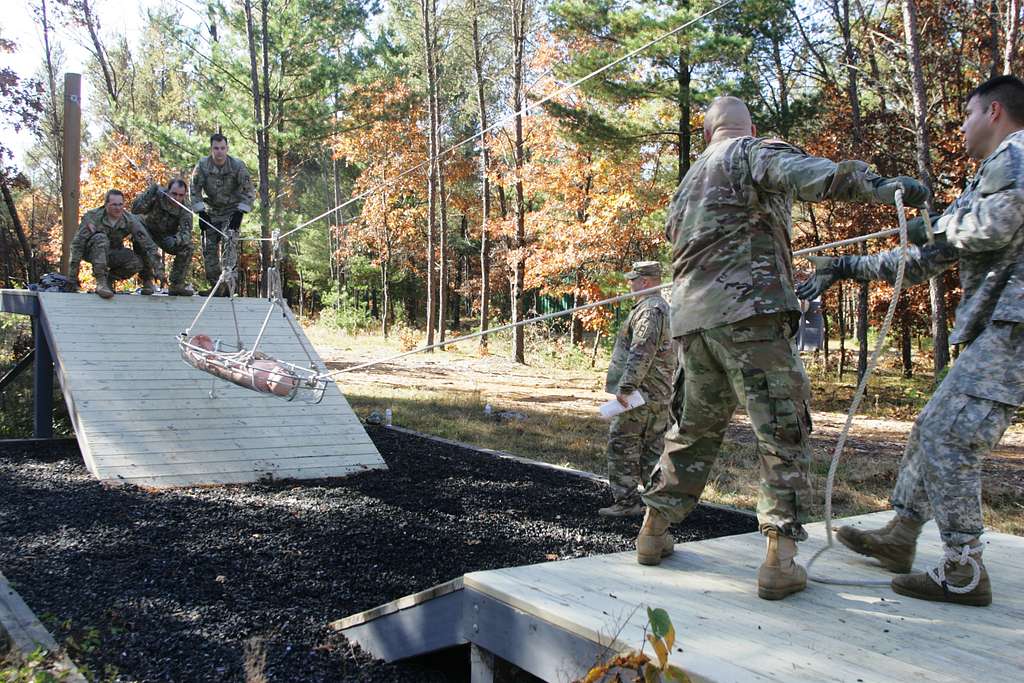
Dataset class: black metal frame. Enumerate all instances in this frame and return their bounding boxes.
[0,291,55,438]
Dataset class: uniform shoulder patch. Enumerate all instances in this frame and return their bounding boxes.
[978,141,1024,195]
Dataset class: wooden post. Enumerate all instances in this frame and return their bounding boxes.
[60,73,81,274]
[32,316,54,438]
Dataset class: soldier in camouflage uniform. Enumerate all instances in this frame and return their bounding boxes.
[798,75,1024,606]
[190,133,255,295]
[600,261,676,518]
[636,96,929,601]
[68,189,166,299]
[131,179,195,296]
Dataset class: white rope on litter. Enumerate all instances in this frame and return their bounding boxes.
[805,188,912,587]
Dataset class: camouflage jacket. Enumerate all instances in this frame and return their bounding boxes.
[665,136,888,337]
[605,294,675,404]
[189,155,256,222]
[69,205,164,276]
[131,184,192,244]
[849,129,1024,346]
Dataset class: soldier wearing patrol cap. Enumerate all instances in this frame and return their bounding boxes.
[600,260,676,518]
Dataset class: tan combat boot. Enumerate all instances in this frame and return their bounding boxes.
[636,507,673,565]
[891,541,991,606]
[140,278,157,295]
[757,529,807,600]
[836,515,922,573]
[94,270,114,299]
[599,500,645,518]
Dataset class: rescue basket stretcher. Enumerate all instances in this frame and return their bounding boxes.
[179,333,329,404]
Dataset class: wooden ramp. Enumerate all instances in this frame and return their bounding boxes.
[335,512,1024,682]
[13,290,385,487]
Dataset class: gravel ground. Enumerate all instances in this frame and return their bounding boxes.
[0,428,756,682]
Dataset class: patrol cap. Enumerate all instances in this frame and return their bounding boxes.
[625,261,662,280]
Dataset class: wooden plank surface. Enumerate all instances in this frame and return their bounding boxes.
[37,291,385,487]
[464,512,1024,683]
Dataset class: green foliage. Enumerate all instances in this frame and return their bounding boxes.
[323,289,374,333]
[0,647,70,683]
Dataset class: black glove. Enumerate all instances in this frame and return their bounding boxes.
[198,211,212,231]
[905,213,944,246]
[228,210,244,232]
[873,176,930,209]
[796,255,857,301]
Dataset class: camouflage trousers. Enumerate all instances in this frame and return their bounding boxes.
[607,401,671,505]
[73,233,143,281]
[892,321,1023,546]
[642,313,812,540]
[202,223,239,286]
[137,233,193,285]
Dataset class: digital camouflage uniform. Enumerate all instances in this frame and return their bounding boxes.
[68,206,164,283]
[605,287,675,506]
[844,129,1024,546]
[131,184,194,286]
[190,155,255,285]
[642,136,898,540]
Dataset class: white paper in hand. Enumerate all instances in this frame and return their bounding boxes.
[599,390,646,420]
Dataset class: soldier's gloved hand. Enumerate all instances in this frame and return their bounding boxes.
[904,213,945,246]
[198,211,212,231]
[796,255,857,301]
[228,211,244,232]
[873,176,930,208]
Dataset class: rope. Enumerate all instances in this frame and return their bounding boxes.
[928,544,983,593]
[804,188,911,587]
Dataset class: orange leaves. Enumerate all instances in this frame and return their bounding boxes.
[79,134,170,211]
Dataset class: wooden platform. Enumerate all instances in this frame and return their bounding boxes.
[1,290,385,487]
[336,511,1024,682]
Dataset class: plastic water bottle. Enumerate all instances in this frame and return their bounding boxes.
[385,408,392,426]
[483,403,493,418]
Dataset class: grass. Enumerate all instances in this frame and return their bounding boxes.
[326,325,1024,537]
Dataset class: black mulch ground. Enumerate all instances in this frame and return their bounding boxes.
[0,427,756,682]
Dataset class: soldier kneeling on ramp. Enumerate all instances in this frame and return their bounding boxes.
[68,189,166,299]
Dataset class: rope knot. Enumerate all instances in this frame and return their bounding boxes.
[927,544,983,594]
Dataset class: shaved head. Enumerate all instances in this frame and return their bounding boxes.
[703,96,755,144]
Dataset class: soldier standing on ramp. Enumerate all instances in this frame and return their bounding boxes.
[68,189,166,299]
[131,179,196,296]
[190,133,255,296]
[635,96,929,601]
[798,74,1024,607]
[600,261,676,518]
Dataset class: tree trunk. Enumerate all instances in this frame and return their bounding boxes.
[857,242,869,380]
[990,0,1002,78]
[510,0,528,364]
[837,280,847,378]
[676,48,691,183]
[244,0,271,294]
[472,3,493,350]
[421,0,438,349]
[902,0,950,374]
[900,313,913,378]
[1005,0,1020,74]
[1,180,35,284]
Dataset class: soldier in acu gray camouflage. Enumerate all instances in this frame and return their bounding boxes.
[600,261,676,517]
[799,75,1024,605]
[634,96,927,599]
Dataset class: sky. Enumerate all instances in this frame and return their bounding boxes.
[0,0,197,165]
